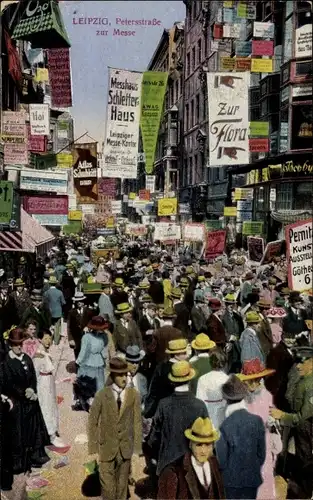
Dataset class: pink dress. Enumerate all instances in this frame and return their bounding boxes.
[270,322,282,345]
[247,386,278,499]
[23,338,41,358]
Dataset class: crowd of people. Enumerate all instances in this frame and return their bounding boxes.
[0,235,312,500]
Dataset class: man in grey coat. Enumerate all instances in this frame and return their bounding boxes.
[43,276,65,325]
[98,283,115,324]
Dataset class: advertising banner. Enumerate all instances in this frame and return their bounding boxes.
[29,104,49,135]
[0,190,21,232]
[2,111,26,136]
[224,206,237,217]
[183,223,205,241]
[205,230,226,260]
[101,68,142,179]
[20,169,68,194]
[242,221,263,235]
[253,21,274,39]
[0,181,14,224]
[68,210,82,221]
[140,71,168,174]
[145,175,155,193]
[73,142,98,204]
[157,198,177,216]
[247,236,264,262]
[56,119,72,152]
[295,24,312,59]
[126,224,148,236]
[98,178,116,196]
[47,48,72,108]
[27,125,46,153]
[286,219,312,291]
[32,214,68,226]
[57,153,73,169]
[23,195,68,215]
[153,223,181,241]
[260,239,285,265]
[207,72,249,166]
[4,143,28,164]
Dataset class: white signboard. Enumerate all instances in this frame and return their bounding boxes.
[207,72,250,166]
[183,223,205,241]
[153,223,181,241]
[101,68,142,179]
[111,200,122,214]
[253,22,274,39]
[292,85,312,98]
[295,24,312,59]
[237,200,253,211]
[20,169,68,193]
[286,219,313,291]
[145,175,155,193]
[29,104,49,136]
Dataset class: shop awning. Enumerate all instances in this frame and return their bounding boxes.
[0,209,55,254]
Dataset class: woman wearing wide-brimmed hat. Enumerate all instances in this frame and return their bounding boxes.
[238,358,281,500]
[157,417,225,499]
[76,316,114,392]
[265,307,287,346]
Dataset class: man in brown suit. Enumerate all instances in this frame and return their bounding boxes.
[88,358,142,500]
[207,299,226,347]
[113,302,143,353]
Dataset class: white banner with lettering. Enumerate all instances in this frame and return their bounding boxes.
[286,219,313,292]
[101,68,142,179]
[29,104,49,136]
[153,223,181,241]
[183,223,205,241]
[295,24,312,59]
[207,72,249,166]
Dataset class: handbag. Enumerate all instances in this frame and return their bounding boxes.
[81,460,101,497]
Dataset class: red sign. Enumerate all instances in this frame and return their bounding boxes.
[98,178,116,196]
[27,125,46,153]
[213,24,223,39]
[23,195,68,215]
[235,58,251,71]
[47,48,72,108]
[4,29,22,87]
[205,230,226,260]
[249,138,269,152]
[139,189,150,201]
[252,40,274,57]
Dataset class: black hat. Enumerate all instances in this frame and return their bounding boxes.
[292,346,313,364]
[0,281,9,289]
[222,374,248,402]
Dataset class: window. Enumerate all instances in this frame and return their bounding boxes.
[255,187,265,211]
[295,60,312,77]
[191,99,194,128]
[197,39,202,65]
[194,154,198,183]
[192,47,196,71]
[291,104,313,150]
[187,53,190,75]
[261,99,268,116]
[294,183,313,210]
[276,183,293,210]
[185,104,189,131]
[189,157,193,185]
[296,9,312,29]
[196,94,200,123]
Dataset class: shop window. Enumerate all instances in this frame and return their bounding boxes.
[276,183,293,210]
[294,183,313,210]
[291,104,313,149]
[295,60,312,78]
[283,17,292,62]
[269,113,279,132]
[269,95,280,113]
[255,187,265,211]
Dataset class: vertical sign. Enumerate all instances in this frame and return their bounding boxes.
[207,72,249,166]
[101,68,142,179]
[29,104,50,135]
[286,219,313,292]
[72,143,98,204]
[47,48,72,108]
[140,71,168,174]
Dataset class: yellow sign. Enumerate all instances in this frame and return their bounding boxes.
[223,0,233,6]
[251,58,273,73]
[129,192,136,200]
[57,153,73,169]
[220,57,235,71]
[234,188,254,200]
[224,206,237,217]
[106,217,115,228]
[68,210,82,221]
[34,68,49,82]
[158,198,178,216]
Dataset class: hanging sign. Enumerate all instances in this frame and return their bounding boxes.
[205,230,226,260]
[0,181,14,224]
[242,221,263,235]
[68,210,82,221]
[253,22,274,39]
[158,198,177,216]
[47,48,72,108]
[251,59,273,73]
[224,206,237,216]
[247,236,264,262]
[73,142,98,204]
[140,71,168,175]
[252,40,274,56]
[29,104,49,135]
[286,219,312,291]
[295,24,312,59]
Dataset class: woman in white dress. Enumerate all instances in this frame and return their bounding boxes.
[33,328,65,448]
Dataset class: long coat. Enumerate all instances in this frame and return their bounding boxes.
[20,304,51,336]
[9,290,32,324]
[67,306,94,355]
[265,341,294,411]
[257,317,273,356]
[88,385,142,461]
[240,327,265,364]
[282,308,307,337]
[173,302,191,340]
[113,319,143,353]
[207,314,226,346]
[157,453,225,499]
[148,391,208,476]
[144,360,174,418]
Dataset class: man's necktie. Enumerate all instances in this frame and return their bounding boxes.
[116,393,121,411]
[203,469,210,491]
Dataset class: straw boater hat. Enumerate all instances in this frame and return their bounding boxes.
[114,277,124,287]
[140,294,152,304]
[49,275,58,284]
[87,316,109,331]
[14,278,25,287]
[280,287,290,296]
[186,266,193,275]
[268,277,277,285]
[191,333,216,351]
[73,291,86,302]
[109,357,130,374]
[168,360,195,383]
[162,306,176,319]
[165,338,188,355]
[139,278,150,290]
[245,311,262,324]
[185,417,219,444]
[257,299,271,309]
[224,293,236,303]
[115,302,133,315]
[198,275,205,283]
[266,307,286,319]
[237,358,275,382]
[125,345,145,363]
[180,277,189,288]
[222,374,248,401]
[171,287,182,299]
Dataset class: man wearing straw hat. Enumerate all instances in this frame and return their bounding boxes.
[147,360,208,479]
[189,333,216,394]
[114,302,143,354]
[88,357,142,500]
[157,417,225,499]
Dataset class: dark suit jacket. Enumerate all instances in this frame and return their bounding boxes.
[153,325,184,364]
[19,305,51,335]
[148,391,208,476]
[113,319,143,352]
[207,314,226,345]
[282,308,307,336]
[221,310,244,340]
[88,386,142,461]
[216,409,265,488]
[173,303,191,340]
[158,453,225,499]
[67,307,93,344]
[190,305,207,335]
[265,341,294,411]
[144,360,173,418]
